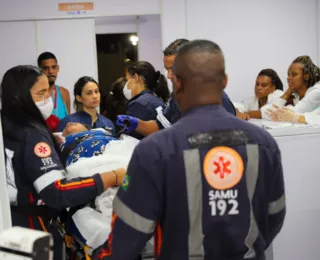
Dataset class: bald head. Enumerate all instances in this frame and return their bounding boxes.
[172,40,227,112]
[173,40,225,88]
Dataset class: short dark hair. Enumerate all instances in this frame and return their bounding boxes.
[37,52,57,67]
[258,69,283,91]
[173,39,225,86]
[163,39,190,56]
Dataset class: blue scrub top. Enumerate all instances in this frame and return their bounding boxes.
[126,90,165,139]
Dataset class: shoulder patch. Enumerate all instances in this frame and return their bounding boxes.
[121,174,130,191]
[203,146,244,190]
[34,142,52,158]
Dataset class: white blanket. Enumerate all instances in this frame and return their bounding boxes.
[65,134,139,251]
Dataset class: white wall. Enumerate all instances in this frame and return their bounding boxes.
[184,0,318,102]
[37,19,98,112]
[0,0,160,21]
[0,18,98,113]
[0,21,38,80]
[0,0,319,100]
[138,15,163,72]
[95,16,137,34]
[160,0,187,48]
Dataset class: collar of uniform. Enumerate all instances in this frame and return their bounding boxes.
[128,89,153,104]
[77,110,100,123]
[181,104,226,118]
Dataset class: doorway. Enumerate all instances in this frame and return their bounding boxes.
[95,33,138,110]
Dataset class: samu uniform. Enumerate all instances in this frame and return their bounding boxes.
[93,105,286,260]
[4,118,105,260]
[156,91,237,129]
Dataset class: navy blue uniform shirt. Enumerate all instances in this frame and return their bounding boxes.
[94,105,285,260]
[156,90,236,129]
[57,111,115,135]
[126,89,165,139]
[3,117,104,259]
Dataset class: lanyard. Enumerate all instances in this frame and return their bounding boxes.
[52,87,58,114]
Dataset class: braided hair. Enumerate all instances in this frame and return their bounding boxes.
[292,56,320,88]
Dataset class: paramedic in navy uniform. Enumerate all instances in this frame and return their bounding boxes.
[93,40,286,260]
[57,76,115,135]
[0,65,126,260]
[116,38,236,135]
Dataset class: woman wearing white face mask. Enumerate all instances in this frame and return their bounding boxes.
[122,61,170,139]
[35,96,60,131]
[0,65,126,260]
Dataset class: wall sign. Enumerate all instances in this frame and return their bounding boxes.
[58,2,94,15]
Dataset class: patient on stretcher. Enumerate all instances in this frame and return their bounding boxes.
[60,122,118,167]
[58,122,139,254]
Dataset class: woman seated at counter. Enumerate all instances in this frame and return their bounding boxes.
[234,69,284,119]
[57,76,115,135]
[262,55,320,120]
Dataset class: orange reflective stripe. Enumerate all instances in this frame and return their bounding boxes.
[54,178,95,191]
[38,217,47,232]
[154,222,162,258]
[98,213,118,259]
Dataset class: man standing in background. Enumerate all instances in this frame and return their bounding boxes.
[38,52,70,119]
[116,38,237,135]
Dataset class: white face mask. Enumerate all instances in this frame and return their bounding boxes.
[35,97,54,119]
[123,81,132,100]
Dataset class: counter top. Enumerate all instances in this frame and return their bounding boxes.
[248,119,320,137]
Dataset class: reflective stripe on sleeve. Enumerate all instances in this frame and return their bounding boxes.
[244,144,259,259]
[183,149,204,259]
[268,194,285,215]
[33,170,65,193]
[156,106,171,129]
[113,196,156,234]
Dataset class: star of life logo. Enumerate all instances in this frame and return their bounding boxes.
[204,146,244,216]
[203,146,244,190]
[34,142,52,158]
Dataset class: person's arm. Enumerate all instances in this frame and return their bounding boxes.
[247,110,262,119]
[93,142,162,259]
[280,88,293,102]
[24,129,125,210]
[292,88,320,113]
[60,86,71,114]
[236,109,250,120]
[268,88,293,107]
[126,103,159,137]
[136,119,159,136]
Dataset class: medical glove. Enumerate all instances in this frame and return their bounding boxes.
[276,107,300,123]
[116,115,138,133]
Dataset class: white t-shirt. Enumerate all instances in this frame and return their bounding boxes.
[234,89,284,113]
[303,107,320,125]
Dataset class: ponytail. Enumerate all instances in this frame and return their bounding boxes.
[126,61,170,103]
[153,72,170,103]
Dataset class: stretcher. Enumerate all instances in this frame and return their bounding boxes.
[53,217,155,260]
[56,127,155,259]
